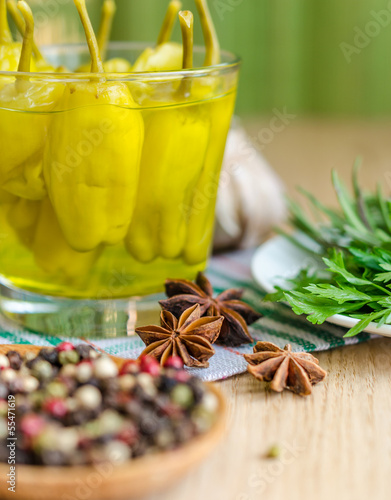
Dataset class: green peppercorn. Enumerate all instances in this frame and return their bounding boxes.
[31,360,53,381]
[46,381,68,399]
[99,409,123,435]
[0,400,8,417]
[33,426,57,453]
[84,419,102,440]
[171,384,194,409]
[58,350,80,366]
[29,390,46,408]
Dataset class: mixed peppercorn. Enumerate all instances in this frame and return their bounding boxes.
[0,343,219,466]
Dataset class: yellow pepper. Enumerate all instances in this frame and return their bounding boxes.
[0,188,16,206]
[44,0,144,253]
[126,10,211,262]
[32,198,101,282]
[7,197,40,249]
[183,0,236,265]
[6,0,53,72]
[2,151,45,200]
[77,0,131,74]
[183,95,236,265]
[102,57,132,73]
[0,1,63,197]
[132,1,183,72]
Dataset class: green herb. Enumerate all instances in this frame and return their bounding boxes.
[265,164,391,337]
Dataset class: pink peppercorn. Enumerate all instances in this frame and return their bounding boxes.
[57,342,75,352]
[164,356,184,370]
[21,415,46,438]
[44,398,68,418]
[139,356,160,377]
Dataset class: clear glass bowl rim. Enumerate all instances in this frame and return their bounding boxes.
[0,41,241,81]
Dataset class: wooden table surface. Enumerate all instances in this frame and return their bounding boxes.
[147,119,391,500]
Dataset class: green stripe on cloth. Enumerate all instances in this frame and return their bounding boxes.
[0,249,376,382]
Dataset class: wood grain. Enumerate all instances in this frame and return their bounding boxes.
[144,120,391,500]
[145,340,391,500]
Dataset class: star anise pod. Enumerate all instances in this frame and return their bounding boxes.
[159,273,262,347]
[135,304,223,368]
[244,342,327,396]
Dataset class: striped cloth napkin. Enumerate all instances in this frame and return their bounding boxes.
[0,249,372,381]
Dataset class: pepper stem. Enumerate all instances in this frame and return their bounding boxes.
[74,0,104,73]
[17,0,33,73]
[194,0,220,66]
[7,0,45,65]
[179,10,193,70]
[178,10,193,98]
[97,0,116,62]
[0,0,12,44]
[157,0,181,46]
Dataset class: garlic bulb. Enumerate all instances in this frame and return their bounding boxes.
[214,121,287,251]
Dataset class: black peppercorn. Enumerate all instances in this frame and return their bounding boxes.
[158,375,178,393]
[76,344,97,361]
[40,348,59,366]
[6,351,22,370]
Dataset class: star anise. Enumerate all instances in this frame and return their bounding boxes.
[159,273,262,347]
[135,304,223,368]
[244,342,327,396]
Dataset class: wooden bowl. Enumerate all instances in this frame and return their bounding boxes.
[0,345,226,500]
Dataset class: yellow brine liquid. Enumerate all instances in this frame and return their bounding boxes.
[0,90,236,299]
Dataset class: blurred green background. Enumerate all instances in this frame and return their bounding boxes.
[29,0,391,117]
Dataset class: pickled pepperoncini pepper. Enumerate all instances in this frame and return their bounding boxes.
[44,0,144,253]
[32,198,101,282]
[126,10,210,263]
[133,0,183,72]
[183,0,236,265]
[0,0,63,199]
[7,197,40,249]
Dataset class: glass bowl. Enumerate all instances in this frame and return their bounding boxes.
[0,42,240,337]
